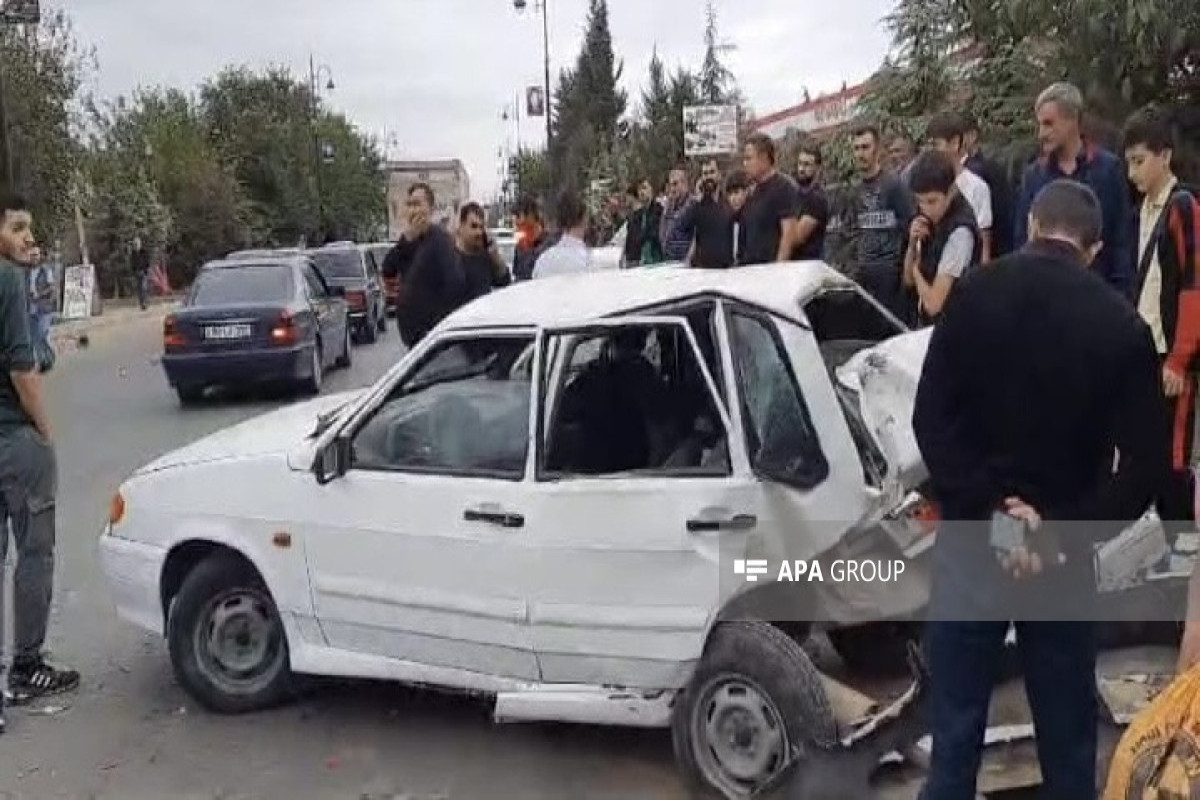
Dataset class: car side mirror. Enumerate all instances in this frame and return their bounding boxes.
[314,436,351,484]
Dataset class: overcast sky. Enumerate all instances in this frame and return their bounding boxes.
[67,0,893,198]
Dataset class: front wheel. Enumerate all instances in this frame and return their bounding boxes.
[302,342,323,395]
[166,552,294,714]
[335,322,353,368]
[672,621,838,799]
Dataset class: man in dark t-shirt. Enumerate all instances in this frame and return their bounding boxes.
[0,193,80,729]
[382,183,469,348]
[456,202,511,300]
[791,142,830,261]
[741,133,798,265]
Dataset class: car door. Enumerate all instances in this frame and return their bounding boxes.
[520,315,766,689]
[302,263,342,363]
[299,329,541,680]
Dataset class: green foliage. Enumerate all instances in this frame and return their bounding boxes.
[0,9,91,242]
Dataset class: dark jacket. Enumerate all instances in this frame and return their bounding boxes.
[916,194,982,326]
[965,150,1015,257]
[1013,143,1134,299]
[461,247,511,301]
[383,226,468,347]
[1137,185,1200,378]
[512,229,552,282]
[915,238,1165,616]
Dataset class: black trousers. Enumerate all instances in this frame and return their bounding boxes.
[921,620,1098,800]
[1159,366,1197,538]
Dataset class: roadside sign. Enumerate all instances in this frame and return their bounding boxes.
[683,104,739,157]
[62,263,95,320]
[0,0,40,23]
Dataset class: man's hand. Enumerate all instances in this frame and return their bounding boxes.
[1179,620,1200,674]
[909,216,932,243]
[1164,364,1186,398]
[996,497,1054,580]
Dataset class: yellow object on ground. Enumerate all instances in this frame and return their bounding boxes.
[1104,664,1200,798]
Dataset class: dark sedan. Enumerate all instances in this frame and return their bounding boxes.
[162,256,352,405]
[310,244,387,344]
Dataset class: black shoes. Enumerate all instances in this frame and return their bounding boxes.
[8,657,80,706]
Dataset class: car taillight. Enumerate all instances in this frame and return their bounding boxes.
[346,290,367,310]
[163,315,185,349]
[270,311,297,345]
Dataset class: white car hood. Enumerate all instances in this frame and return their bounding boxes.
[135,390,361,475]
[836,327,932,491]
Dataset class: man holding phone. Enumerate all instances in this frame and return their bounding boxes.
[913,179,1165,800]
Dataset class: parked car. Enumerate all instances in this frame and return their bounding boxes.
[225,247,304,260]
[161,256,352,404]
[366,241,402,317]
[107,261,948,796]
[309,243,387,344]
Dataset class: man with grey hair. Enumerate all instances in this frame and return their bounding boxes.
[915,179,1163,800]
[1013,81,1134,299]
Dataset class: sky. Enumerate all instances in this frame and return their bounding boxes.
[66,0,894,199]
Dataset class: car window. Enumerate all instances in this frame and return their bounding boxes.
[302,265,328,299]
[540,322,730,478]
[804,287,906,371]
[311,250,364,281]
[352,336,535,479]
[189,264,293,305]
[727,310,829,489]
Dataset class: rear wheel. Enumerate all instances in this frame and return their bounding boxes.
[672,621,837,798]
[362,315,378,344]
[335,323,353,368]
[167,552,294,714]
[376,307,387,333]
[303,342,323,395]
[176,385,204,406]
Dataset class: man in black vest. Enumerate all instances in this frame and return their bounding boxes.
[901,150,983,325]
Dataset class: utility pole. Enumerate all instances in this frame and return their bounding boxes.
[308,54,334,241]
[513,0,553,191]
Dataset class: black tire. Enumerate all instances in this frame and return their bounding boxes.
[362,315,378,345]
[175,385,204,406]
[166,552,294,715]
[672,620,838,799]
[376,308,387,333]
[335,322,353,368]
[303,341,323,395]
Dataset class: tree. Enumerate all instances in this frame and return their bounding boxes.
[699,0,735,105]
[1,10,92,243]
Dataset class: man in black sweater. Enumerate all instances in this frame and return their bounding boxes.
[381,183,469,348]
[913,180,1165,800]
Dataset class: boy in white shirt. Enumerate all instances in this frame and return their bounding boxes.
[926,111,994,262]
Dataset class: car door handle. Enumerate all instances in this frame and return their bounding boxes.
[686,514,757,533]
[464,507,525,529]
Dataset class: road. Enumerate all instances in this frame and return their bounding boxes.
[0,314,684,800]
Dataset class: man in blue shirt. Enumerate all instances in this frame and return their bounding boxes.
[1013,82,1135,300]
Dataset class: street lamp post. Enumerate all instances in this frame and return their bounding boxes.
[308,54,335,240]
[513,0,552,187]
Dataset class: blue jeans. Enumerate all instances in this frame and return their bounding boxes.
[921,620,1098,800]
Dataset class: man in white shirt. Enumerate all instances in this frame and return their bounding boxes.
[533,191,593,279]
[926,111,994,262]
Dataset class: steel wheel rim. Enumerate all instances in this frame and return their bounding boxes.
[690,673,790,798]
[193,588,285,696]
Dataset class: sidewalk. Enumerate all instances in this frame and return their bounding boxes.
[49,297,179,349]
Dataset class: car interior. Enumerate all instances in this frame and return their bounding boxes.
[542,321,730,477]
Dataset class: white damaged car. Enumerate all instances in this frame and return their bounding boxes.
[101,262,940,798]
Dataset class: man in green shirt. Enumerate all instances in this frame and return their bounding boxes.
[0,193,78,736]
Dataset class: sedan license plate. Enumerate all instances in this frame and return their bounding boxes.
[204,323,252,340]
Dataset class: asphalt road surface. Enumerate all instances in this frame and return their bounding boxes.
[0,315,684,800]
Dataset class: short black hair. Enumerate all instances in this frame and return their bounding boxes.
[724,169,751,193]
[745,132,776,164]
[925,111,968,146]
[514,194,541,219]
[908,150,958,195]
[1030,179,1103,249]
[0,191,28,221]
[851,123,881,142]
[625,183,640,198]
[408,182,435,207]
[554,190,586,230]
[1122,105,1175,154]
[961,112,980,135]
[459,202,485,223]
[797,141,823,166]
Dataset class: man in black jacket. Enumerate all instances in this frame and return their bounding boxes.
[381,183,469,348]
[914,179,1165,800]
